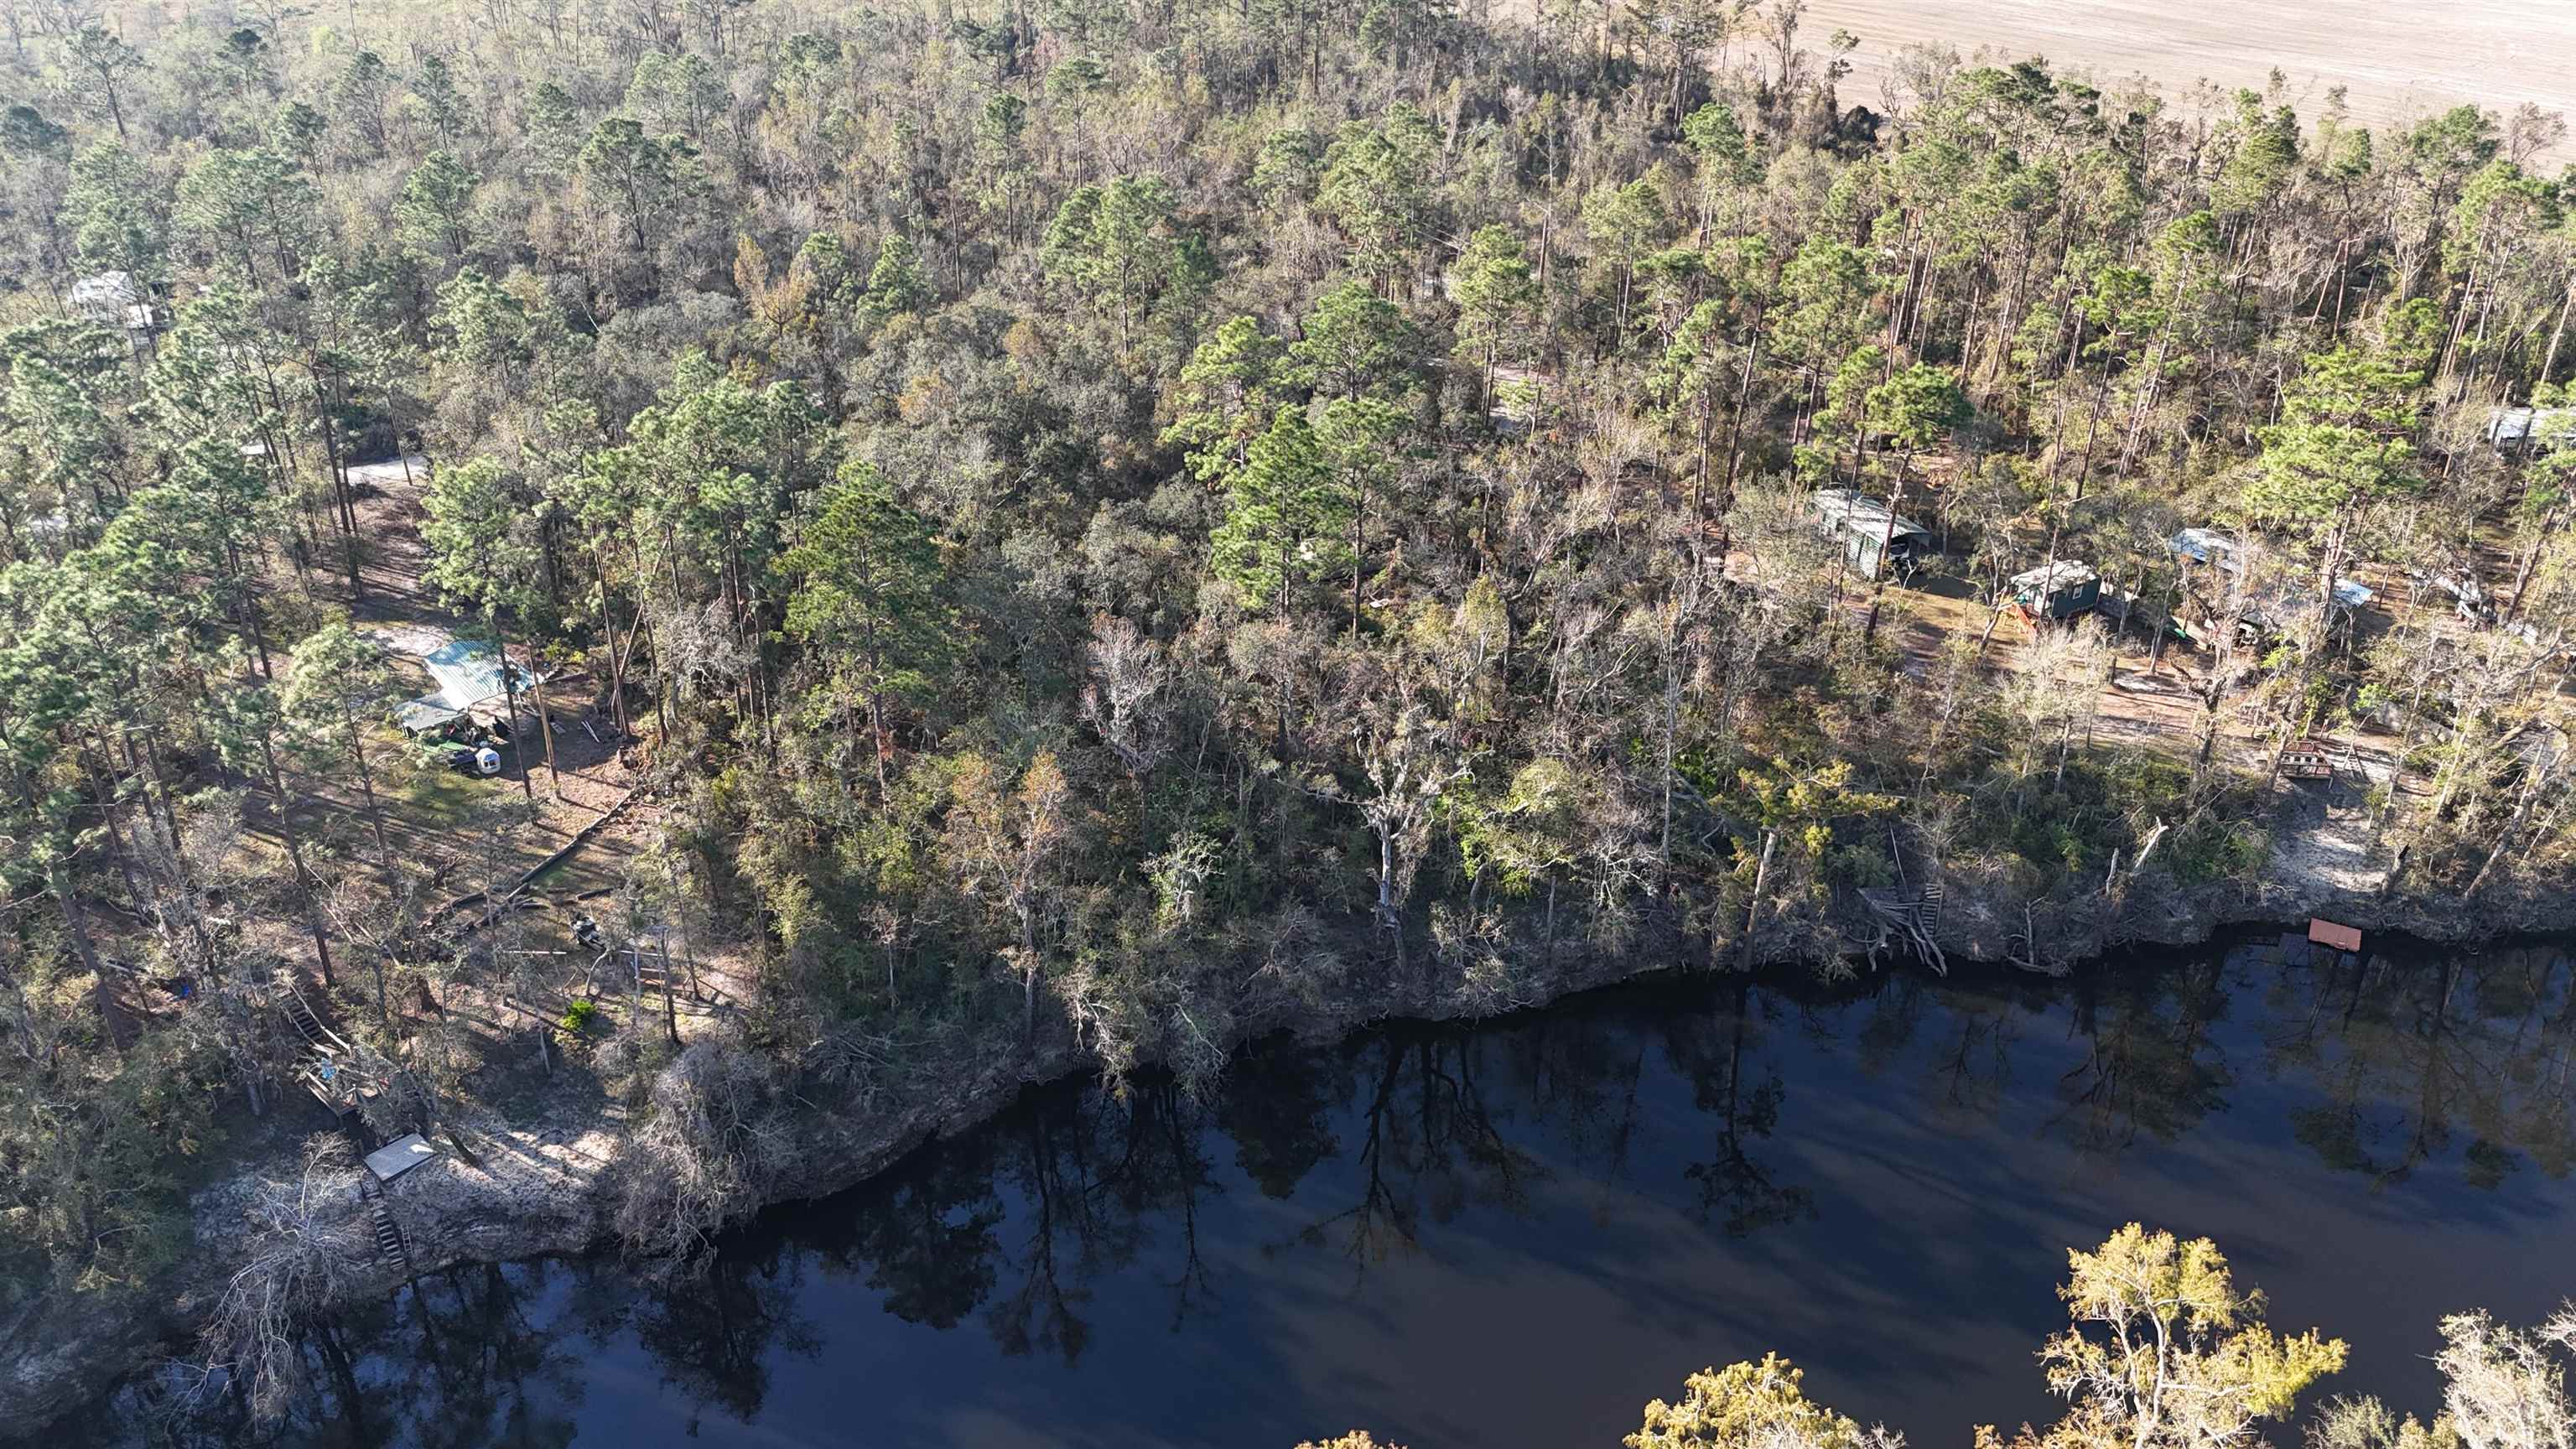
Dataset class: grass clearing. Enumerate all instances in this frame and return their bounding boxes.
[398,761,488,830]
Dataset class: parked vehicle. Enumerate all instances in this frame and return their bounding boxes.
[428,741,503,777]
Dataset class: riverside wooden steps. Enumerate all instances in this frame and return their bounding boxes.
[282,983,376,1116]
[358,1176,415,1276]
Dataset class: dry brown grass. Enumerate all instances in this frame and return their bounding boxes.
[1804,0,2573,159]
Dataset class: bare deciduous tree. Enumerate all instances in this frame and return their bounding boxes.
[198,1135,368,1424]
[610,1035,792,1262]
[943,749,1078,1038]
[2438,1307,2576,1449]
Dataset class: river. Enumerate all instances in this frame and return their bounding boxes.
[64,934,2576,1447]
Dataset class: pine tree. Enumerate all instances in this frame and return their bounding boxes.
[781,460,953,799]
[1211,406,1353,616]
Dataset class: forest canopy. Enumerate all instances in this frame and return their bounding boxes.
[0,0,2573,1416]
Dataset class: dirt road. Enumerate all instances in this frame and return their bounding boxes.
[1801,0,2572,155]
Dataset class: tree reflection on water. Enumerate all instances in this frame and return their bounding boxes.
[2268,946,2576,1188]
[80,940,2576,1448]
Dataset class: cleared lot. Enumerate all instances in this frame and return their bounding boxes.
[1803,0,2573,154]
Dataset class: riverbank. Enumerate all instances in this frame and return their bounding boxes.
[10,864,2576,1441]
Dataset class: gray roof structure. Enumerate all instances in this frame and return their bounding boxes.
[2490,406,2575,449]
[423,636,531,709]
[392,697,465,735]
[2010,560,2098,593]
[1810,488,1931,541]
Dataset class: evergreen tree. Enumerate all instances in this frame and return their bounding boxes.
[782,460,953,799]
[1211,406,1353,615]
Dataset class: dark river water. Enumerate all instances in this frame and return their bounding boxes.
[75,934,2576,1448]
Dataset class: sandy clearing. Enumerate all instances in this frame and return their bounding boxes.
[1800,0,2574,157]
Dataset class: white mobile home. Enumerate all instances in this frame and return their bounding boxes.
[1810,489,1935,579]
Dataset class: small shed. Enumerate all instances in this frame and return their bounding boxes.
[69,270,159,336]
[2489,405,2574,455]
[1811,488,1935,579]
[2308,917,2363,953]
[2008,561,2101,620]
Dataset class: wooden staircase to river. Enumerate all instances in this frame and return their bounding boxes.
[280,982,392,1130]
[358,1176,415,1275]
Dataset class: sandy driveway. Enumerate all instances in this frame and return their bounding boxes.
[1802,0,2572,156]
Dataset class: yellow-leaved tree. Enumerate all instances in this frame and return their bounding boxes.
[2012,1223,2346,1449]
[1626,1353,1904,1449]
